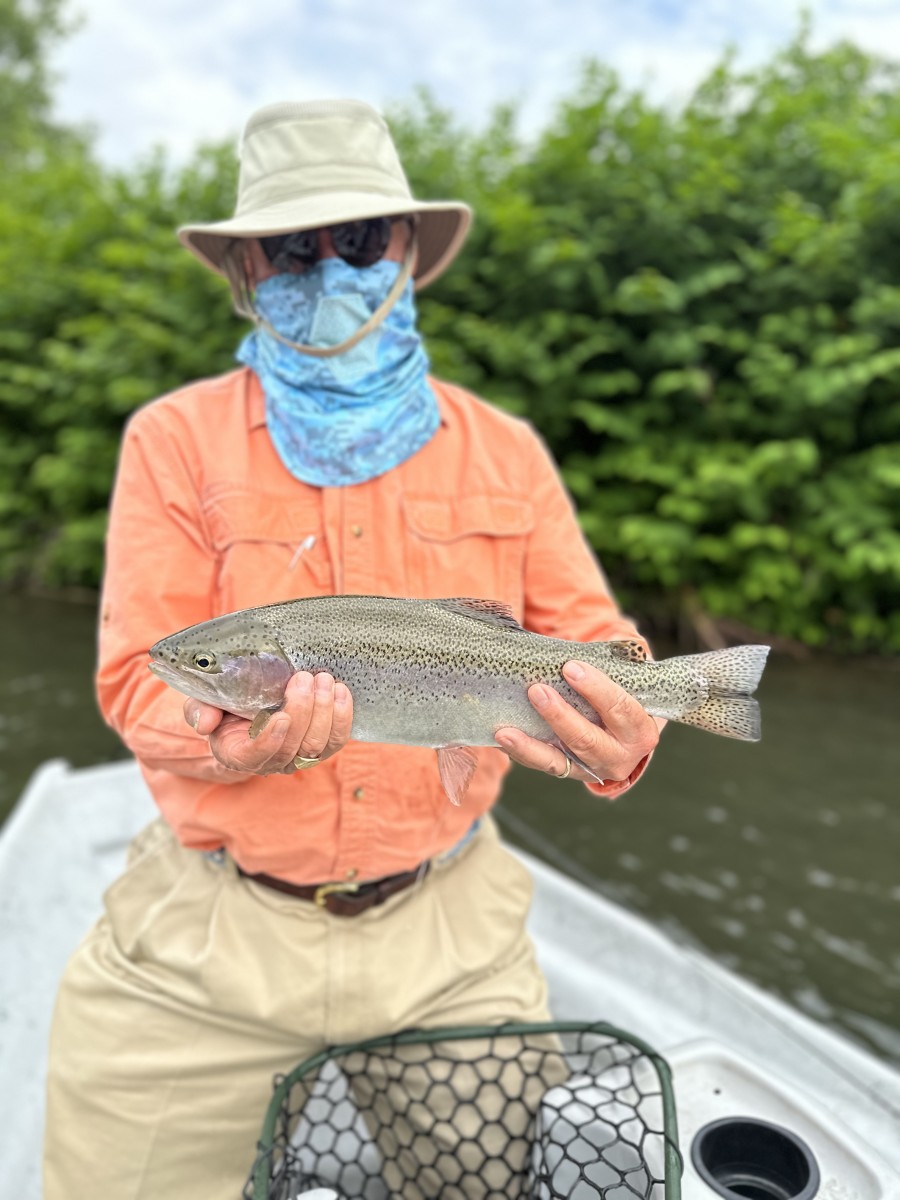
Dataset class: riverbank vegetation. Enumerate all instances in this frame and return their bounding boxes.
[2,6,899,651]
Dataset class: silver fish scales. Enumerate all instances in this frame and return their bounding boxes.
[149,595,770,803]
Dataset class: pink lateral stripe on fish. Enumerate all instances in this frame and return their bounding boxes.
[149,595,770,805]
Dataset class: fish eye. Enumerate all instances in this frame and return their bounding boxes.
[192,652,217,671]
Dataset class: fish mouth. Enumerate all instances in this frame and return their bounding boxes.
[148,658,218,706]
[148,659,186,687]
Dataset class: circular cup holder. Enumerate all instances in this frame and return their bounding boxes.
[691,1116,820,1200]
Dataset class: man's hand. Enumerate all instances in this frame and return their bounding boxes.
[183,671,353,776]
[494,660,660,788]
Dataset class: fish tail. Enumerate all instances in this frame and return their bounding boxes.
[677,694,762,741]
[668,644,770,742]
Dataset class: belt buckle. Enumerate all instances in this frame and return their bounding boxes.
[314,880,360,908]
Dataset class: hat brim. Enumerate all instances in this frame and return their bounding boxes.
[178,193,472,291]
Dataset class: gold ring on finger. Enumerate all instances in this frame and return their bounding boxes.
[559,758,571,780]
[293,755,321,770]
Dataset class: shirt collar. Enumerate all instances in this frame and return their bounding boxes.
[245,367,450,431]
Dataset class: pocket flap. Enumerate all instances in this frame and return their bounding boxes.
[202,486,321,551]
[403,495,534,542]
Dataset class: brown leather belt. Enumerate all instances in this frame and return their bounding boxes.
[237,862,430,917]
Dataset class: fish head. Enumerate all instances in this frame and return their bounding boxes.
[148,614,295,719]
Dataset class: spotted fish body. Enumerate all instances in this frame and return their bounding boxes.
[150,595,769,801]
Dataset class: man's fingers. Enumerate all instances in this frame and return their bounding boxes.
[295,672,336,758]
[494,727,574,780]
[562,662,658,752]
[264,672,354,770]
[495,662,659,787]
[210,712,291,773]
[184,698,224,737]
[196,672,355,775]
[322,682,354,758]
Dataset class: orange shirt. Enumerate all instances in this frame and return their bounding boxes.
[97,368,651,884]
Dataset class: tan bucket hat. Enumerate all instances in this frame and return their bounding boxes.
[178,99,472,290]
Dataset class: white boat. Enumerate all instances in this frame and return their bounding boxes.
[2,759,899,1198]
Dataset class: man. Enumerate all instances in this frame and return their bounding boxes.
[43,99,659,1199]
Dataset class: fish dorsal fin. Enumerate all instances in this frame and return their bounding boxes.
[436,598,527,632]
[606,639,649,663]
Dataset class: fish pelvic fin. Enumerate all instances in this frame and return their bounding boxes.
[436,746,479,806]
[669,644,770,742]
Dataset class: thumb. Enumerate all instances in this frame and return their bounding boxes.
[184,698,223,736]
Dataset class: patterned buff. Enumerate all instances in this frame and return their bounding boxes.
[236,258,440,487]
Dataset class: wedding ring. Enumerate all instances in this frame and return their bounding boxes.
[559,758,572,780]
[293,755,321,770]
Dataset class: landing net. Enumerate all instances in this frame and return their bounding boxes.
[244,1021,682,1199]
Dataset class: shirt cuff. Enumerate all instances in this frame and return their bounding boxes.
[584,749,653,801]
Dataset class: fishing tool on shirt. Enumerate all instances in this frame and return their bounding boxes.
[233,229,440,487]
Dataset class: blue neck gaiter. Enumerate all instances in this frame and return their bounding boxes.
[236,258,439,487]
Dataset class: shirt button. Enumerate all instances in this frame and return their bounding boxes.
[350,524,363,537]
[345,868,358,880]
[353,787,365,801]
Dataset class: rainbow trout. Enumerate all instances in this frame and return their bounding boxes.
[149,595,769,804]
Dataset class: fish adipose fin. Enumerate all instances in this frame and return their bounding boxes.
[437,745,479,806]
[674,644,770,742]
[606,639,649,663]
[437,598,527,631]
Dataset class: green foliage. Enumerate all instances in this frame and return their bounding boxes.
[392,38,900,652]
[3,24,900,651]
[0,141,241,584]
[1,0,73,158]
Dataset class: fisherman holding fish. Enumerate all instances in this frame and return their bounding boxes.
[44,101,766,1199]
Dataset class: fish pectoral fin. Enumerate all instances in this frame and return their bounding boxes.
[247,706,282,740]
[436,746,479,807]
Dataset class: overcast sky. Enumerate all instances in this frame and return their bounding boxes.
[49,0,900,167]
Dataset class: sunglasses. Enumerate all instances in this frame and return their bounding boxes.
[259,217,408,273]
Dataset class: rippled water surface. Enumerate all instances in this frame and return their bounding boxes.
[2,593,898,1065]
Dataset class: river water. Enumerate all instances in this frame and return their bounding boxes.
[2,592,898,1066]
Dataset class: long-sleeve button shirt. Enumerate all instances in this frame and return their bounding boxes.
[96,368,651,884]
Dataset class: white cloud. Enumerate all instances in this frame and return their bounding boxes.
[48,0,900,167]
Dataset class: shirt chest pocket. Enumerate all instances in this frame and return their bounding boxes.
[402,495,534,612]
[202,486,332,611]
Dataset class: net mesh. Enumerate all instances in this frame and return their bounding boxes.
[244,1021,681,1200]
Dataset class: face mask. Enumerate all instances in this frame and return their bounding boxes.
[236,258,440,487]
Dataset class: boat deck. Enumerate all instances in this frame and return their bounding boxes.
[2,759,899,1195]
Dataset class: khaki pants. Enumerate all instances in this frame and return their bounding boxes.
[43,815,557,1200]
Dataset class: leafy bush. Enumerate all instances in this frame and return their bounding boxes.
[2,28,899,651]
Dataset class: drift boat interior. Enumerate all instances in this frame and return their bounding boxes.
[2,758,898,1198]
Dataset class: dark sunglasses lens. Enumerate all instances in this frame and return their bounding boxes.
[331,217,393,267]
[260,230,319,272]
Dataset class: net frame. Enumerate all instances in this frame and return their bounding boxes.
[245,1020,682,1200]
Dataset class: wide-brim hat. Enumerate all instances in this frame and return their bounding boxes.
[178,99,472,291]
